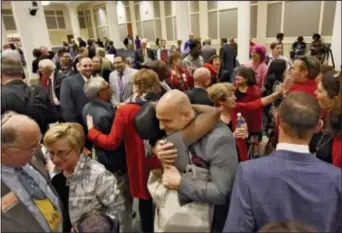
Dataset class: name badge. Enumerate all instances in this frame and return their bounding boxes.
[2,191,19,213]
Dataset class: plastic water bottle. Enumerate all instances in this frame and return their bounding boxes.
[236,112,247,129]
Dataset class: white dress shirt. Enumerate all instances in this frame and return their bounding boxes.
[276,142,310,154]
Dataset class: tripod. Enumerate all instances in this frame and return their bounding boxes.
[321,46,335,68]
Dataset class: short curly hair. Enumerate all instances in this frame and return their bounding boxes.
[207,83,236,107]
[132,69,161,95]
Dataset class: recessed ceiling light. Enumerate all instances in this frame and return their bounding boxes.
[42,1,50,6]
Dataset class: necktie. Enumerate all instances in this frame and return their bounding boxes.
[118,73,124,102]
[47,79,54,104]
[15,167,46,200]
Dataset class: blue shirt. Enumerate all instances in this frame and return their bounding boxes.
[1,164,62,232]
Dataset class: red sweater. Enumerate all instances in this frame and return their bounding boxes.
[289,79,317,97]
[332,137,342,168]
[88,104,162,200]
[236,85,262,133]
[233,99,263,162]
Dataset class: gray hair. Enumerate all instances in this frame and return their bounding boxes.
[38,59,56,70]
[1,56,23,77]
[84,77,107,99]
[193,67,210,81]
[203,39,211,46]
[96,47,106,57]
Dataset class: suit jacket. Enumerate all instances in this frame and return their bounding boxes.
[54,67,75,101]
[1,163,62,232]
[82,99,127,175]
[219,44,236,73]
[134,48,156,69]
[178,122,239,232]
[109,67,137,106]
[88,103,161,200]
[60,73,89,125]
[218,69,231,82]
[202,45,217,63]
[223,150,342,232]
[186,87,213,106]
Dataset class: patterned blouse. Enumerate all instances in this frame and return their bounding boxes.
[66,155,124,225]
[168,67,193,91]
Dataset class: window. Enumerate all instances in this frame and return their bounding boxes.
[266,3,282,38]
[164,1,172,17]
[321,1,337,36]
[44,10,66,29]
[250,5,258,38]
[78,11,87,29]
[153,1,160,18]
[208,11,218,39]
[125,6,131,22]
[135,4,141,21]
[219,9,238,39]
[2,9,16,31]
[166,17,174,41]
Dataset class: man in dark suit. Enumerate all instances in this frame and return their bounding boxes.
[186,67,213,106]
[219,38,236,82]
[134,39,155,69]
[201,39,217,63]
[223,92,341,232]
[1,112,63,232]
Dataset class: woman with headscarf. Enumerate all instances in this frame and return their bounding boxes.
[245,45,268,89]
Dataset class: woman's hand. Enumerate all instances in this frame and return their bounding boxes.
[86,114,94,130]
[233,124,249,139]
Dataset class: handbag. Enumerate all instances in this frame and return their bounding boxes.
[147,149,211,232]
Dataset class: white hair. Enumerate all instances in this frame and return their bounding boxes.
[84,77,107,99]
[38,59,56,70]
[141,38,148,44]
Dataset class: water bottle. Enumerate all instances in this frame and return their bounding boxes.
[236,112,247,129]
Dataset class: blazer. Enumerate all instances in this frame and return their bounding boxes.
[88,103,161,199]
[60,73,89,125]
[54,67,75,101]
[201,45,217,63]
[223,150,342,232]
[218,69,231,83]
[219,44,236,73]
[82,99,127,174]
[109,67,137,106]
[134,48,156,69]
[186,87,214,106]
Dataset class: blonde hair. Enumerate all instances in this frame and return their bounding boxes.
[132,69,161,95]
[207,83,235,106]
[43,122,85,153]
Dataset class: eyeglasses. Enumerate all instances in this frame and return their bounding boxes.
[47,148,73,161]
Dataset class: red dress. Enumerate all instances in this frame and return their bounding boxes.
[88,104,162,200]
[168,67,193,91]
[235,85,262,133]
[233,99,263,162]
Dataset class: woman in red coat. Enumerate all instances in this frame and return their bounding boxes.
[168,52,193,91]
[312,70,342,167]
[207,82,284,161]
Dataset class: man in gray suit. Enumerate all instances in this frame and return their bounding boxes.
[201,39,217,63]
[109,55,137,107]
[1,112,63,232]
[154,90,239,232]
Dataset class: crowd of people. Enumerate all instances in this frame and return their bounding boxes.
[1,30,341,233]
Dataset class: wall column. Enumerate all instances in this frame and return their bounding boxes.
[256,1,267,44]
[129,1,138,37]
[68,4,81,40]
[330,0,341,69]
[1,17,8,45]
[199,1,208,40]
[237,1,250,65]
[89,5,98,39]
[175,1,190,43]
[105,1,122,48]
[159,1,167,40]
[11,1,51,79]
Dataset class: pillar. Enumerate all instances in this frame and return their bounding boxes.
[1,17,8,46]
[129,1,138,37]
[237,1,250,65]
[11,1,51,79]
[256,1,267,45]
[199,1,208,40]
[175,1,190,42]
[105,1,123,49]
[89,6,98,39]
[159,1,167,40]
[68,4,81,41]
[330,0,341,69]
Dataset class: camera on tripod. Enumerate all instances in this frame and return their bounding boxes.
[321,43,335,68]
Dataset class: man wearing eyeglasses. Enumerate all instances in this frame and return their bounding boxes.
[1,112,63,232]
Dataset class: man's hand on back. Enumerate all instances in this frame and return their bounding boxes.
[152,139,178,165]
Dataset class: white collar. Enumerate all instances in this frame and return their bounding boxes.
[81,74,92,83]
[276,143,310,154]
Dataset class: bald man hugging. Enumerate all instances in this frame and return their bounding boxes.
[153,90,239,232]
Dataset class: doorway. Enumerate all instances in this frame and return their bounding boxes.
[127,23,133,36]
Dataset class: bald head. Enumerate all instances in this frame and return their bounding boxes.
[157,89,192,112]
[193,67,211,88]
[156,90,195,135]
[2,112,41,147]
